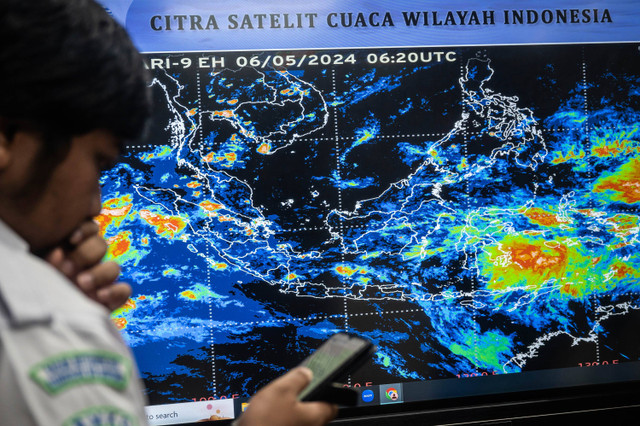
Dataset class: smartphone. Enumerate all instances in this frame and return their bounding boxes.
[298,333,376,402]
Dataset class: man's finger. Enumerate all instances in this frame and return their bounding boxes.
[45,247,65,270]
[97,282,132,311]
[77,261,121,292]
[69,220,100,245]
[269,367,314,395]
[67,234,108,271]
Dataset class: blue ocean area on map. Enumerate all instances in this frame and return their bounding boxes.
[99,44,640,402]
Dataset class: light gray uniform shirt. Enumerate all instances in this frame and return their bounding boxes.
[0,219,149,425]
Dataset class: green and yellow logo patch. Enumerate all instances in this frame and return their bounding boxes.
[29,350,131,395]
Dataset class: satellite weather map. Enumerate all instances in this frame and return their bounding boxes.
[98,43,640,404]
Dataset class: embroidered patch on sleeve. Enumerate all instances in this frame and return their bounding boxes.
[29,350,132,395]
[62,405,137,426]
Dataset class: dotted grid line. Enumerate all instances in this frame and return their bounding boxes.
[120,290,640,335]
[601,207,640,213]
[331,68,349,333]
[197,70,217,394]
[460,56,479,372]
[539,126,639,133]
[122,309,426,336]
[589,294,604,364]
[332,67,352,386]
[237,308,425,327]
[581,49,600,364]
[228,212,640,234]
[122,123,637,151]
[599,292,640,297]
[208,243,217,394]
[121,290,640,336]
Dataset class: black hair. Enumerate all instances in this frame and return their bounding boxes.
[0,0,151,141]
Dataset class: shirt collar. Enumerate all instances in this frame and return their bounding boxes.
[0,218,29,253]
[0,218,53,326]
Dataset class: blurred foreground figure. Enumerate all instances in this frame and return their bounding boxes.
[0,1,336,425]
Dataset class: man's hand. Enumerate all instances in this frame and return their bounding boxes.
[45,220,132,311]
[236,367,338,426]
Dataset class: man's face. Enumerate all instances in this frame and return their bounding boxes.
[0,128,119,253]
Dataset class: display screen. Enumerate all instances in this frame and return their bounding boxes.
[98,1,640,424]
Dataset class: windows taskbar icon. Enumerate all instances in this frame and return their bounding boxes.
[380,383,403,405]
[361,389,375,403]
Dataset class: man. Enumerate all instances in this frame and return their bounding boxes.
[0,1,337,425]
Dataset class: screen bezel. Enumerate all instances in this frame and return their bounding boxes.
[96,2,640,424]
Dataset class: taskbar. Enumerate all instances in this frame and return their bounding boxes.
[145,362,640,425]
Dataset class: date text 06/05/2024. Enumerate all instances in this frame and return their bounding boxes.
[146,51,457,70]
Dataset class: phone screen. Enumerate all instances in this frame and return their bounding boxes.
[298,333,373,401]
